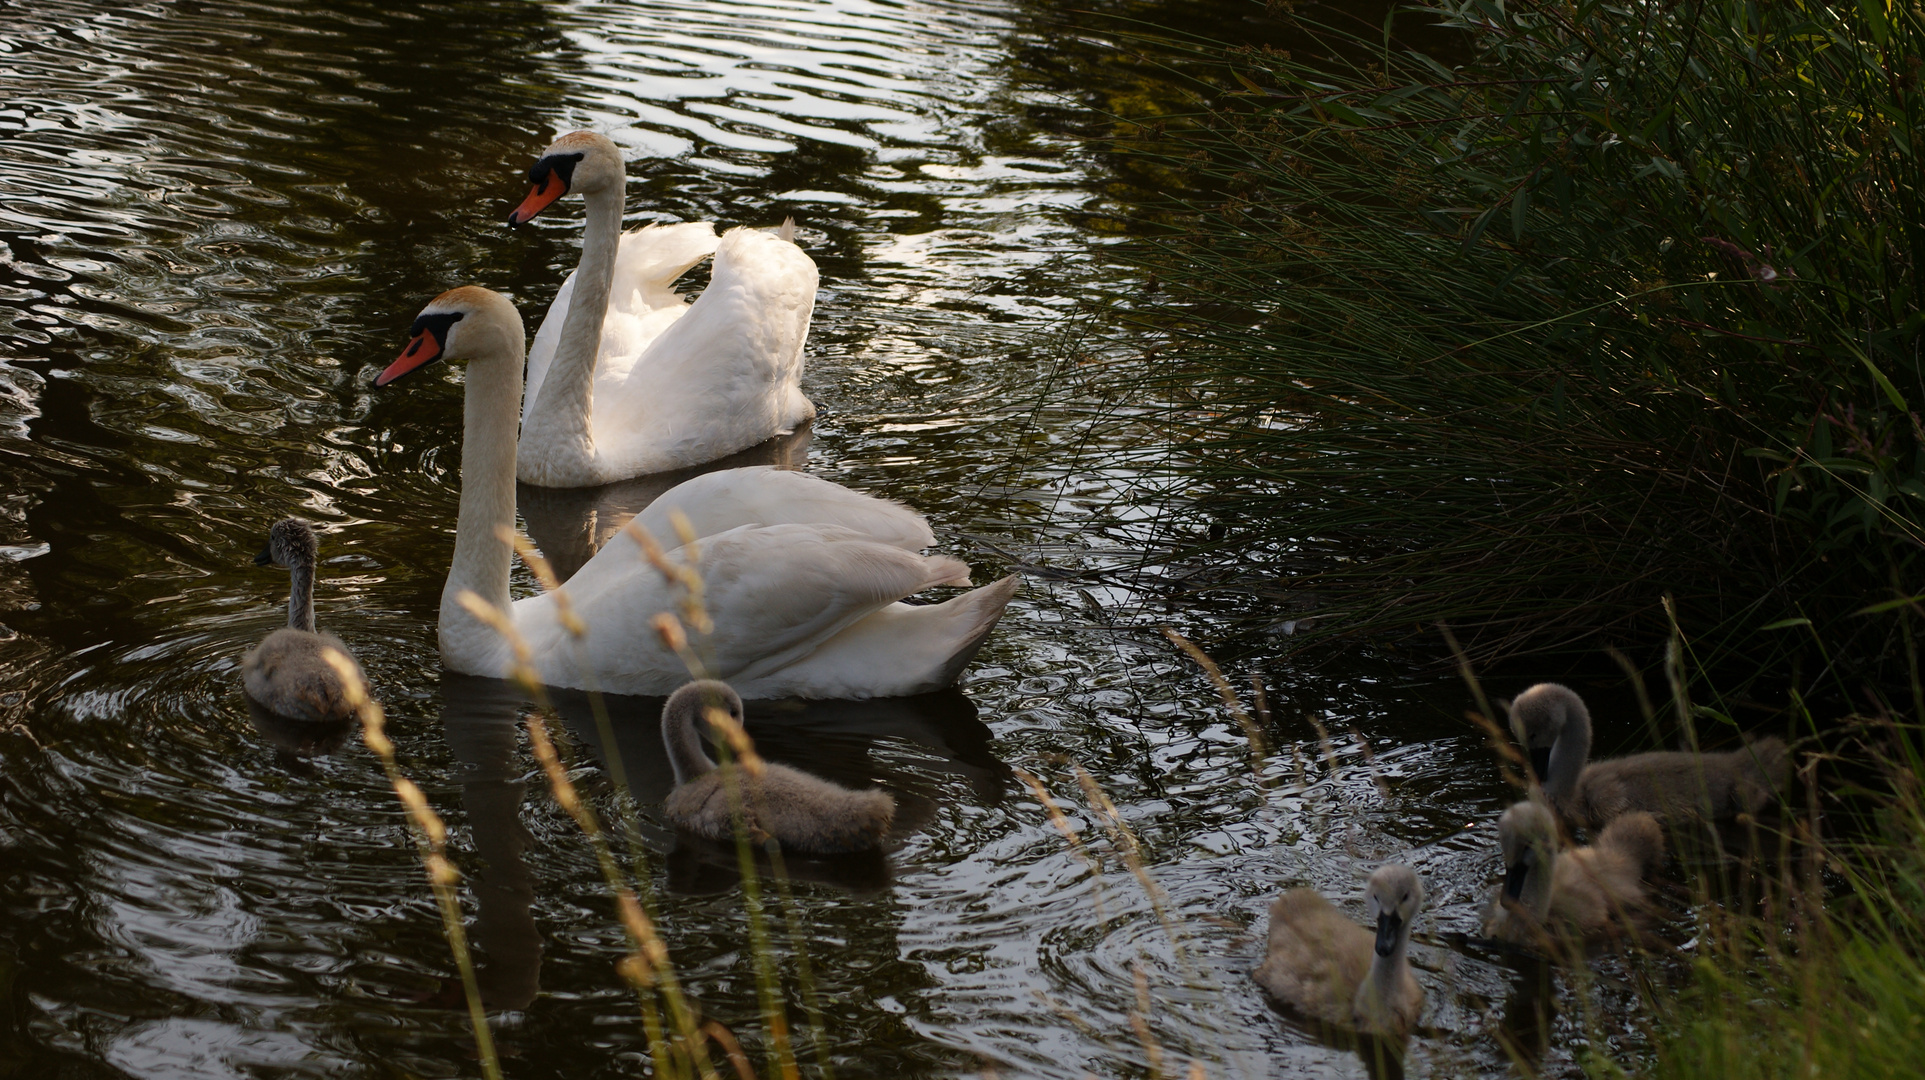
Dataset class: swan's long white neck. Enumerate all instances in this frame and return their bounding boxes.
[663,703,717,785]
[439,349,522,652]
[521,184,621,464]
[286,561,316,634]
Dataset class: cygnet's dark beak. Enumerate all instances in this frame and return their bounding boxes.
[1374,910,1403,957]
[253,544,273,567]
[1529,746,1552,783]
[1504,854,1534,901]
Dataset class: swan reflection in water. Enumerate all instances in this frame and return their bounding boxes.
[432,671,1006,1006]
[516,424,811,582]
[244,695,355,774]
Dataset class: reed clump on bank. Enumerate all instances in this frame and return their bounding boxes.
[1641,703,1925,1080]
[1099,0,1923,685]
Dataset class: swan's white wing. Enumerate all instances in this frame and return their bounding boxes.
[631,466,936,551]
[695,524,968,683]
[531,523,965,695]
[612,221,718,307]
[524,223,719,428]
[734,574,1020,700]
[594,222,720,388]
[592,227,817,472]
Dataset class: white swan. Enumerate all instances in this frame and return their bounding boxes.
[376,287,1018,699]
[509,131,816,487]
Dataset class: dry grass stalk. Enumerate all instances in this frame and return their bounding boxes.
[1348,728,1392,800]
[320,647,502,1080]
[526,711,716,1080]
[1162,627,1267,765]
[1015,766,1111,925]
[1128,961,1166,1079]
[1072,766,1182,955]
[702,1019,758,1080]
[1064,758,1248,1078]
[622,516,714,637]
[1305,713,1338,778]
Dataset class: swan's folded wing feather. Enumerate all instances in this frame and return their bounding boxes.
[540,523,965,694]
[594,223,722,388]
[612,221,718,304]
[526,223,719,429]
[697,525,968,682]
[631,467,936,551]
[593,228,817,468]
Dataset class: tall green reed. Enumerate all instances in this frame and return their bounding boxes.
[1641,698,1925,1078]
[1083,0,1923,687]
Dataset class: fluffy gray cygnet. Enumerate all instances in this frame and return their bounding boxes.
[661,680,895,854]
[1509,682,1789,832]
[241,518,366,724]
[1482,800,1664,946]
[1253,864,1427,1039]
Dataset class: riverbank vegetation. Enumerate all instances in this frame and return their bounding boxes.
[1094,0,1921,691]
[1090,0,1924,1074]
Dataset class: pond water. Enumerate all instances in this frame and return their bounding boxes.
[0,1,1662,1077]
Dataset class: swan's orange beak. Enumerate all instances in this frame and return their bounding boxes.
[507,172,565,226]
[376,331,441,386]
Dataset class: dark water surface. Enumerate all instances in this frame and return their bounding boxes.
[0,1,1654,1077]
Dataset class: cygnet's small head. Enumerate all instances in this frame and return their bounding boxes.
[1365,864,1425,957]
[255,517,318,570]
[1497,801,1558,901]
[375,286,526,387]
[1507,682,1586,781]
[664,679,745,732]
[506,130,625,226]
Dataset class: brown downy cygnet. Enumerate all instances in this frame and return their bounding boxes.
[241,518,367,724]
[1509,682,1789,832]
[1482,801,1664,946]
[1253,864,1427,1039]
[661,681,895,854]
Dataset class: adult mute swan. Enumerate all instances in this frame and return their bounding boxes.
[1509,682,1789,832]
[377,287,1018,699]
[662,680,895,853]
[242,518,368,724]
[508,130,816,487]
[1254,864,1427,1040]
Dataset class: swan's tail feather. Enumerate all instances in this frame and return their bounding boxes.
[927,574,1020,688]
[742,573,1019,699]
[778,216,796,243]
[926,555,973,587]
